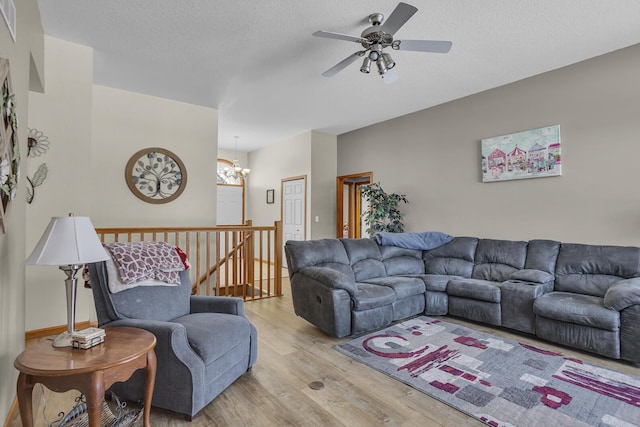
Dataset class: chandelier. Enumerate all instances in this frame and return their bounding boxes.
[223,136,251,179]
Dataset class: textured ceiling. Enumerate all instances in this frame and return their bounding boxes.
[37,1,640,151]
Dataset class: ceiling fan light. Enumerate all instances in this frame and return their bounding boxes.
[381,53,395,69]
[376,58,387,75]
[360,57,372,73]
[368,50,380,61]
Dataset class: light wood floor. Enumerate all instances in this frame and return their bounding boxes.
[10,278,640,427]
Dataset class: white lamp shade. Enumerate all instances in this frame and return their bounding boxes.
[26,216,110,266]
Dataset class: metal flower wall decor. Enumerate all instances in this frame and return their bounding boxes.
[26,128,50,204]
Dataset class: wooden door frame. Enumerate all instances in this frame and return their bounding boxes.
[336,172,373,238]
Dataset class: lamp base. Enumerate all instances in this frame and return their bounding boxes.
[52,331,74,348]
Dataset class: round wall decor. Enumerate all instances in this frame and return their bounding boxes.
[125,147,187,204]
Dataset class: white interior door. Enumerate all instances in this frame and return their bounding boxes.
[282,177,306,267]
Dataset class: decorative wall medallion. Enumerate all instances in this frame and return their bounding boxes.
[0,57,19,233]
[125,147,187,204]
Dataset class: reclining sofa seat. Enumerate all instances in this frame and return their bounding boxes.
[88,261,258,419]
[418,237,478,317]
[534,243,640,361]
[340,238,425,333]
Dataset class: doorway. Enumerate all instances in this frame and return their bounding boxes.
[281,176,307,266]
[336,172,373,238]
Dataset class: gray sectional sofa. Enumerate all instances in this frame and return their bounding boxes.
[284,237,640,364]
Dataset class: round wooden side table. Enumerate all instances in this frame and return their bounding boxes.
[14,327,156,427]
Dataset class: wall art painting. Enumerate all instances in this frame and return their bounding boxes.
[481,125,561,183]
[0,57,19,233]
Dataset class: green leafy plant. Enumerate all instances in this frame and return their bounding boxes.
[360,182,409,237]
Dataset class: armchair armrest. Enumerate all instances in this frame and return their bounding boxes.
[299,266,357,295]
[604,278,640,311]
[509,269,554,284]
[104,318,206,370]
[190,296,245,316]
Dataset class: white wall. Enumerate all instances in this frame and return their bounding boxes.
[25,37,219,331]
[0,0,43,421]
[338,44,640,246]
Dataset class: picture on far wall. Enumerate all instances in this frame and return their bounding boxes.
[481,125,561,183]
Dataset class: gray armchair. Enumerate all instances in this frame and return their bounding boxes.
[88,260,258,420]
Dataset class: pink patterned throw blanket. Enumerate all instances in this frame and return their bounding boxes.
[105,241,185,285]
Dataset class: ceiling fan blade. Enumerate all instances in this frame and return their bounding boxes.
[379,2,418,35]
[382,67,399,85]
[321,51,364,77]
[394,39,452,53]
[313,30,367,44]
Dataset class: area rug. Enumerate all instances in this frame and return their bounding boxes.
[335,316,640,427]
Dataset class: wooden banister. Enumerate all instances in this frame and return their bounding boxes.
[95,221,283,300]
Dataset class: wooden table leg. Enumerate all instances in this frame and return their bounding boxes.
[87,370,105,427]
[143,349,157,427]
[16,373,34,427]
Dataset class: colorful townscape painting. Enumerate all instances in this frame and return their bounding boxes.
[481,125,561,182]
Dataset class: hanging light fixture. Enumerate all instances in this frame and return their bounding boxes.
[223,136,251,180]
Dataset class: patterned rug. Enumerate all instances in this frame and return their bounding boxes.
[336,316,640,427]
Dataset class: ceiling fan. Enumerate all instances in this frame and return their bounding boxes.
[313,2,452,83]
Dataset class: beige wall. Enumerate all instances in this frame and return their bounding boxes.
[25,37,219,332]
[90,85,218,228]
[247,130,336,240]
[338,44,640,246]
[0,0,43,421]
[26,36,95,332]
[310,130,337,239]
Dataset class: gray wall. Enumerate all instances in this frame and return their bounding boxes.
[338,43,640,246]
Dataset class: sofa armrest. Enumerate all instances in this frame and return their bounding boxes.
[509,269,554,284]
[299,266,357,295]
[190,296,245,316]
[604,278,640,311]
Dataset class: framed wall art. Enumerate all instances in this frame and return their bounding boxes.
[0,57,19,233]
[125,147,187,204]
[481,125,561,183]
[266,189,275,204]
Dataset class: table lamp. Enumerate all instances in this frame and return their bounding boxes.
[26,214,110,347]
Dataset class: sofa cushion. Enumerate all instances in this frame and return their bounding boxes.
[447,278,502,303]
[472,239,527,282]
[555,243,640,297]
[352,282,397,311]
[423,237,477,277]
[509,269,554,284]
[525,239,560,273]
[341,238,386,281]
[533,292,620,331]
[380,245,424,275]
[285,239,351,274]
[415,274,458,292]
[362,276,425,299]
[107,269,192,322]
[173,312,251,365]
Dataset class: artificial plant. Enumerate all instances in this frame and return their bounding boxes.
[360,182,409,237]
